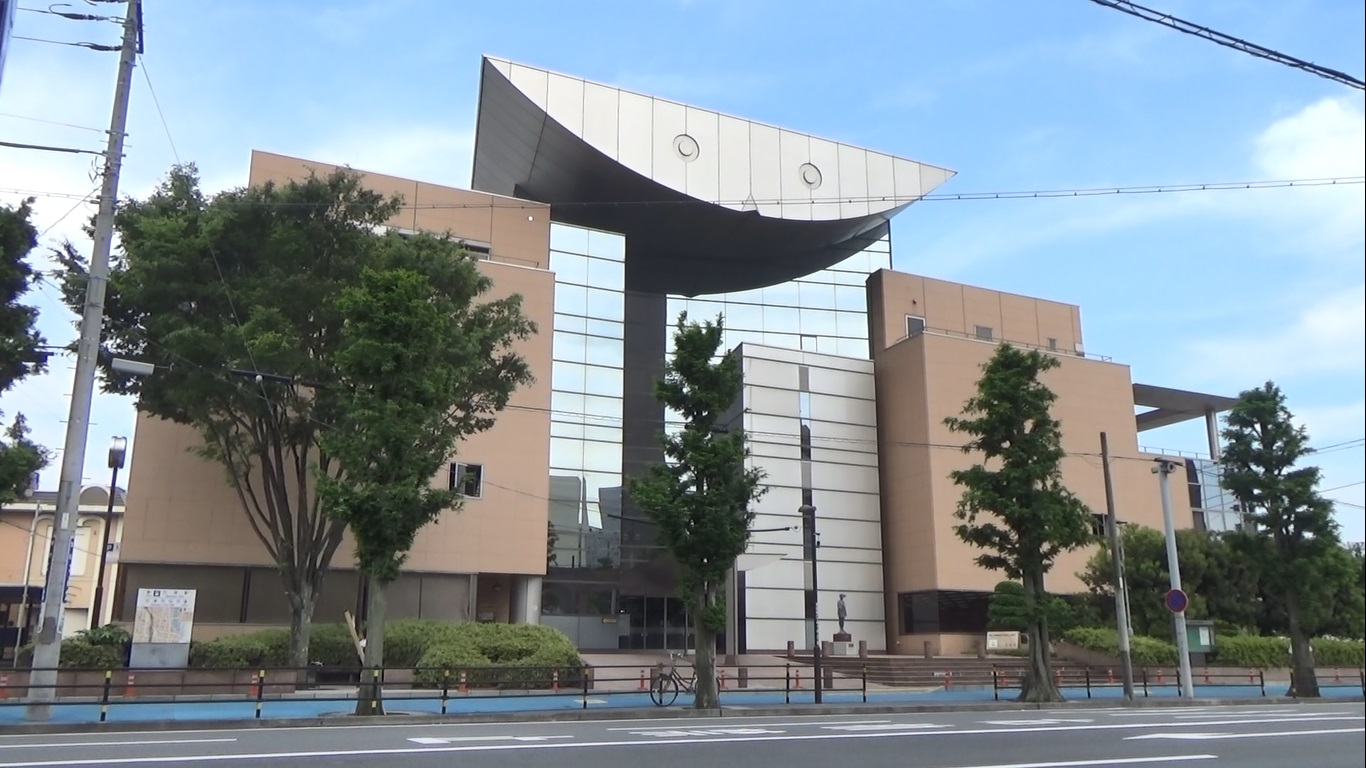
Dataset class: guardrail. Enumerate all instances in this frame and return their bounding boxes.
[0,662,1361,723]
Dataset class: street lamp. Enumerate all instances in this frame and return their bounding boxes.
[799,504,823,704]
[89,437,127,629]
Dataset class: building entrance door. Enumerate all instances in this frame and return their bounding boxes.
[619,595,694,650]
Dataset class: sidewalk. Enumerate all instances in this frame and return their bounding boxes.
[2,679,1361,727]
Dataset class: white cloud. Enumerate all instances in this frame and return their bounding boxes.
[1184,283,1364,382]
[301,124,476,190]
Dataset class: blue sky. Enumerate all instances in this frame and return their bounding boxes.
[2,0,1363,540]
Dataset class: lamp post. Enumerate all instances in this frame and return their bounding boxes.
[89,437,127,629]
[799,504,822,704]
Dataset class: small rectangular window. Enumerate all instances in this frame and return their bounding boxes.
[1047,337,1058,351]
[1090,513,1108,538]
[449,462,484,498]
[974,325,994,341]
[905,315,926,337]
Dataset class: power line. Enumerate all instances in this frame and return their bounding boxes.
[0,112,107,133]
[0,139,104,156]
[1084,0,1365,91]
[2,176,1361,211]
[138,56,179,164]
[1321,480,1365,494]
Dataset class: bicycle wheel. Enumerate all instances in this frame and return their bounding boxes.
[650,674,679,707]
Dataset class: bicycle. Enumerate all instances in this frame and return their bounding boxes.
[649,651,696,706]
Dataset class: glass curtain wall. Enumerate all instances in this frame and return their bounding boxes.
[1185,457,1244,532]
[541,223,628,647]
[664,235,892,362]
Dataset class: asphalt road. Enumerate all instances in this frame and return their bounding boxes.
[0,702,1360,768]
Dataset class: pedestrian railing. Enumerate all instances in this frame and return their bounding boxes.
[0,661,1360,723]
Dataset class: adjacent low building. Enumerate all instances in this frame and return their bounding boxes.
[101,56,1239,656]
[0,486,126,658]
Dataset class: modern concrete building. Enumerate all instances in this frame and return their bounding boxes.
[0,487,126,659]
[103,57,1239,655]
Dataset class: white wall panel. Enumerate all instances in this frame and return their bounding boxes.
[545,73,584,137]
[508,63,549,109]
[617,91,654,176]
[893,157,924,202]
[743,586,806,619]
[684,106,720,202]
[651,99,687,192]
[811,460,880,495]
[779,130,812,221]
[717,115,751,212]
[814,517,883,551]
[748,123,782,217]
[807,365,875,398]
[807,137,842,220]
[744,557,806,590]
[745,619,809,651]
[808,490,881,524]
[837,144,869,218]
[581,82,619,157]
[866,151,897,210]
[809,392,876,427]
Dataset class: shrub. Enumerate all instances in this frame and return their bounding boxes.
[15,638,124,669]
[411,623,583,689]
[188,629,289,668]
[1062,627,1177,666]
[1313,637,1366,667]
[311,623,362,668]
[1213,635,1287,668]
[383,619,464,667]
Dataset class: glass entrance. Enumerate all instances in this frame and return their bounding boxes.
[619,595,694,650]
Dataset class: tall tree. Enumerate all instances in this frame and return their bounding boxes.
[57,165,407,666]
[945,344,1093,703]
[0,200,50,502]
[318,263,533,716]
[628,313,766,710]
[1220,381,1341,697]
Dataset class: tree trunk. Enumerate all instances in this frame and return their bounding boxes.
[286,581,317,670]
[1019,572,1064,703]
[692,587,720,710]
[355,573,388,716]
[1283,588,1320,698]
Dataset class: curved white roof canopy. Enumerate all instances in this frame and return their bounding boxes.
[472,56,955,296]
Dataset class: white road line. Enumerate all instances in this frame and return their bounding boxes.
[983,719,1095,725]
[0,739,236,751]
[408,735,573,744]
[605,718,889,731]
[0,733,1223,768]
[823,723,953,731]
[1127,727,1366,741]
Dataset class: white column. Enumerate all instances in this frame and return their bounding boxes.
[1204,408,1221,460]
[517,576,543,624]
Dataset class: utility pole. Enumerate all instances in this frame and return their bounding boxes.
[1154,458,1196,699]
[1099,433,1135,700]
[26,0,141,721]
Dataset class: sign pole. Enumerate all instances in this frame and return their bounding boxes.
[1155,459,1195,698]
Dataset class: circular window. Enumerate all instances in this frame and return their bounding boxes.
[799,163,823,189]
[673,134,700,162]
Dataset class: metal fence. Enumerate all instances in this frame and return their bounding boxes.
[0,662,1362,723]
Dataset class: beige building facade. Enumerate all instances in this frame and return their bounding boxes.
[111,151,556,639]
[867,270,1229,655]
[1,487,126,658]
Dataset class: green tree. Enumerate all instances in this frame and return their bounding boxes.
[628,313,766,709]
[319,264,533,716]
[988,581,1029,632]
[57,165,409,666]
[1079,526,1262,637]
[945,344,1093,702]
[1220,381,1341,697]
[0,200,51,502]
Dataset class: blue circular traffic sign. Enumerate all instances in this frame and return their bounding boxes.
[1164,588,1188,614]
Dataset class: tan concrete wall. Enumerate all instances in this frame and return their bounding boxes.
[867,269,1083,355]
[118,153,555,580]
[869,269,1182,653]
[0,506,125,632]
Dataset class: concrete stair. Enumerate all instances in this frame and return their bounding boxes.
[785,654,1034,687]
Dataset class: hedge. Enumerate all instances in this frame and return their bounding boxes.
[1062,627,1178,666]
[412,623,583,689]
[15,625,131,669]
[1215,635,1365,668]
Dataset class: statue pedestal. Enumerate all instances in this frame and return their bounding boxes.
[833,631,852,643]
[831,631,853,656]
